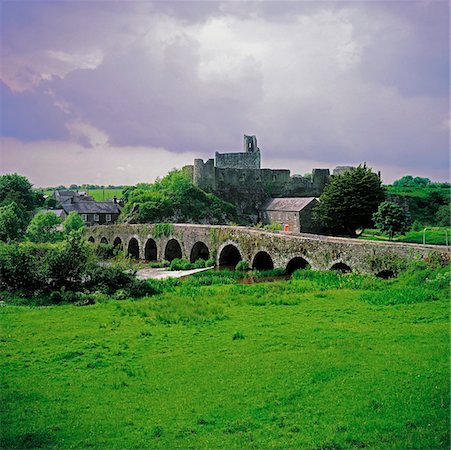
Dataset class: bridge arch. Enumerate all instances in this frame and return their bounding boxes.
[190,241,210,262]
[164,238,183,262]
[330,261,352,273]
[113,237,123,251]
[100,237,108,245]
[87,236,95,243]
[285,256,310,275]
[145,238,158,261]
[252,251,274,271]
[376,269,395,279]
[127,237,140,259]
[218,242,242,268]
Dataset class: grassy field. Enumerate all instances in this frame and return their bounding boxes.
[359,227,450,245]
[385,185,450,199]
[42,189,123,201]
[1,268,449,449]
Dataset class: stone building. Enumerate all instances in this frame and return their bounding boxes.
[260,197,320,233]
[51,190,121,226]
[189,134,351,224]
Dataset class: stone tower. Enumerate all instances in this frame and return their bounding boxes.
[243,135,259,153]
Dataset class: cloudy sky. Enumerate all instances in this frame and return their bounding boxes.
[1,1,449,186]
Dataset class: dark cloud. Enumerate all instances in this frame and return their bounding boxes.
[1,81,70,141]
[1,1,449,183]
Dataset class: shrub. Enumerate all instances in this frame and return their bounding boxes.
[235,260,249,271]
[192,258,207,269]
[86,265,136,294]
[26,211,62,243]
[232,331,245,340]
[148,260,170,268]
[45,230,93,290]
[95,243,115,259]
[263,223,283,231]
[205,258,215,267]
[170,258,192,271]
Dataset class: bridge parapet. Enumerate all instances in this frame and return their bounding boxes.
[86,224,448,275]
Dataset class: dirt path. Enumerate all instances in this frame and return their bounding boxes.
[136,266,214,280]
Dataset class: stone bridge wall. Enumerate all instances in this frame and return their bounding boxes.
[86,224,448,275]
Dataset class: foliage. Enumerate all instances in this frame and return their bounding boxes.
[392,175,432,188]
[153,223,173,237]
[0,173,42,211]
[94,243,115,259]
[43,230,94,290]
[372,201,409,239]
[169,258,211,271]
[122,169,237,224]
[411,220,423,232]
[314,165,385,236]
[0,202,28,242]
[64,211,85,234]
[236,260,250,271]
[386,185,449,226]
[263,223,283,231]
[84,265,161,297]
[26,212,62,243]
[435,204,450,227]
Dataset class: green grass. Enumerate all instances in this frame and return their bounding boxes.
[360,227,450,245]
[42,188,123,201]
[386,185,450,199]
[1,269,449,449]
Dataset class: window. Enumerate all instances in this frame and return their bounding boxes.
[81,214,88,222]
[106,214,112,223]
[94,214,99,222]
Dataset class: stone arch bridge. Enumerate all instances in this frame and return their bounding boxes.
[86,224,447,276]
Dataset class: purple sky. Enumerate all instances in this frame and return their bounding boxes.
[1,1,449,186]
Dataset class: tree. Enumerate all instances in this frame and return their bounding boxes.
[313,164,385,236]
[122,169,237,224]
[0,202,27,242]
[0,173,41,211]
[26,212,62,243]
[393,175,431,188]
[435,204,450,227]
[64,211,85,234]
[372,201,409,239]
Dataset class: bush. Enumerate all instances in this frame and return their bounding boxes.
[45,230,93,290]
[0,241,50,291]
[169,258,192,271]
[95,243,115,259]
[148,260,170,268]
[86,265,136,294]
[235,260,249,271]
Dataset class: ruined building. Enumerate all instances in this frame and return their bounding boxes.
[189,134,353,222]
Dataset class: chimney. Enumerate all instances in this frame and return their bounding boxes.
[113,196,117,204]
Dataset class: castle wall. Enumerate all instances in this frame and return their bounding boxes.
[215,150,261,169]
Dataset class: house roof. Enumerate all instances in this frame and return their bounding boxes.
[261,197,318,212]
[34,208,66,218]
[54,190,94,202]
[63,202,121,214]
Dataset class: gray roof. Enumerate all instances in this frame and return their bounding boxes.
[261,197,318,212]
[54,190,94,202]
[63,202,121,214]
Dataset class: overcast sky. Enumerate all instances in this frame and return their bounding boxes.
[1,1,449,186]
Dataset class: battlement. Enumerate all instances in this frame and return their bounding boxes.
[191,134,353,220]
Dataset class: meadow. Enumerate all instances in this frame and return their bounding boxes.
[359,227,450,245]
[43,189,123,201]
[1,265,449,449]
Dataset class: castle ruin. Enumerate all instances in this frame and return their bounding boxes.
[189,134,353,221]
